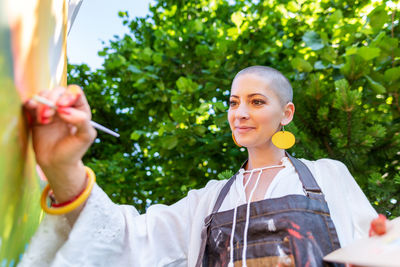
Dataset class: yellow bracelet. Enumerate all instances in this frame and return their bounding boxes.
[40,166,96,215]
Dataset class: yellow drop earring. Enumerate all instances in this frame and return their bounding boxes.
[232,133,242,147]
[271,125,295,149]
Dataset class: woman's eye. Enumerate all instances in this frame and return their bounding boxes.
[252,99,265,105]
[229,101,238,107]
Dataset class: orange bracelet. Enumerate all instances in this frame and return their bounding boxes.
[50,184,86,207]
[40,166,96,215]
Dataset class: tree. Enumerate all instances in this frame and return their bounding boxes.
[68,0,400,217]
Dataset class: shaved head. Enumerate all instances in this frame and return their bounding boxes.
[232,66,293,106]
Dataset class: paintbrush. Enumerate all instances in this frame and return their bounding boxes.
[33,95,120,138]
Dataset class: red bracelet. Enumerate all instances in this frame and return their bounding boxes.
[50,181,88,208]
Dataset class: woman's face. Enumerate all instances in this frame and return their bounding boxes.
[228,73,294,149]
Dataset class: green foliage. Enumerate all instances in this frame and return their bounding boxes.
[218,170,235,180]
[68,0,400,217]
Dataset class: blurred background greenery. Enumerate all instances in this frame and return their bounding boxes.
[67,0,400,217]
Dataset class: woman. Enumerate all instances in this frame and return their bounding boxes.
[20,66,377,266]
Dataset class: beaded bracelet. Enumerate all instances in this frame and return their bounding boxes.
[40,166,96,215]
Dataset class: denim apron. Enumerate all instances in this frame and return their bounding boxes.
[196,154,343,267]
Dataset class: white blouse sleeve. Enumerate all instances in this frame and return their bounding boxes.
[311,159,378,247]
[19,180,223,267]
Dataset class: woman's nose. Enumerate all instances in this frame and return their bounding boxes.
[235,103,250,119]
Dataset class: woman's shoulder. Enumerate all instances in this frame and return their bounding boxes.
[296,157,355,187]
[185,178,230,202]
[298,157,349,174]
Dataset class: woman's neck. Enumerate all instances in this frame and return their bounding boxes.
[246,142,286,170]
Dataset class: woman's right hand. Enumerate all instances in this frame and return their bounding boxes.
[24,85,97,220]
[369,214,387,237]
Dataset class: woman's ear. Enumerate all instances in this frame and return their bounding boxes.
[281,102,295,125]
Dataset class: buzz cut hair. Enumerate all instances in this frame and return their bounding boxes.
[233,66,293,105]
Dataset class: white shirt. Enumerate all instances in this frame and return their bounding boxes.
[19,158,377,267]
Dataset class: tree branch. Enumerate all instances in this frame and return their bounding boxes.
[347,111,352,147]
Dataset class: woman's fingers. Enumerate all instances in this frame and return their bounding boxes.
[25,85,95,142]
[36,87,66,124]
[57,85,90,114]
[56,85,95,141]
[23,99,38,126]
[369,214,387,237]
[28,85,90,126]
[67,84,92,115]
[57,106,97,143]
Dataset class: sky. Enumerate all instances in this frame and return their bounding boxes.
[67,0,154,70]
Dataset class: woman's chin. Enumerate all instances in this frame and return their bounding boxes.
[236,140,256,148]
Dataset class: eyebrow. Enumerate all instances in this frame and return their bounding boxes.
[230,93,267,98]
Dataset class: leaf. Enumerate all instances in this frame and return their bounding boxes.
[394,174,400,185]
[141,47,153,62]
[330,127,349,148]
[365,75,386,94]
[197,103,210,114]
[328,10,343,24]
[357,47,380,61]
[384,67,400,82]
[370,32,386,47]
[214,113,227,127]
[162,135,178,150]
[213,101,226,112]
[193,19,203,32]
[291,57,313,72]
[217,170,234,180]
[368,124,386,138]
[193,125,207,136]
[368,5,387,30]
[118,11,128,18]
[171,106,188,122]
[314,61,330,70]
[134,77,146,87]
[333,79,361,111]
[176,76,198,93]
[195,44,209,56]
[152,53,163,64]
[321,46,336,62]
[340,54,369,79]
[130,130,146,140]
[283,39,294,48]
[127,65,142,74]
[334,79,349,91]
[317,106,329,120]
[346,47,358,56]
[302,31,324,50]
[231,12,244,28]
[227,27,239,39]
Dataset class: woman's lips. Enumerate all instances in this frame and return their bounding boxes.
[235,127,255,133]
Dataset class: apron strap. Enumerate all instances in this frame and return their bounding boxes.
[285,152,326,201]
[211,173,237,214]
[195,215,211,267]
[196,168,242,267]
[210,159,247,214]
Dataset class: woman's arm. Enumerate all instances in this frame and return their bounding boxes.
[23,86,226,266]
[20,175,223,266]
[25,85,97,225]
